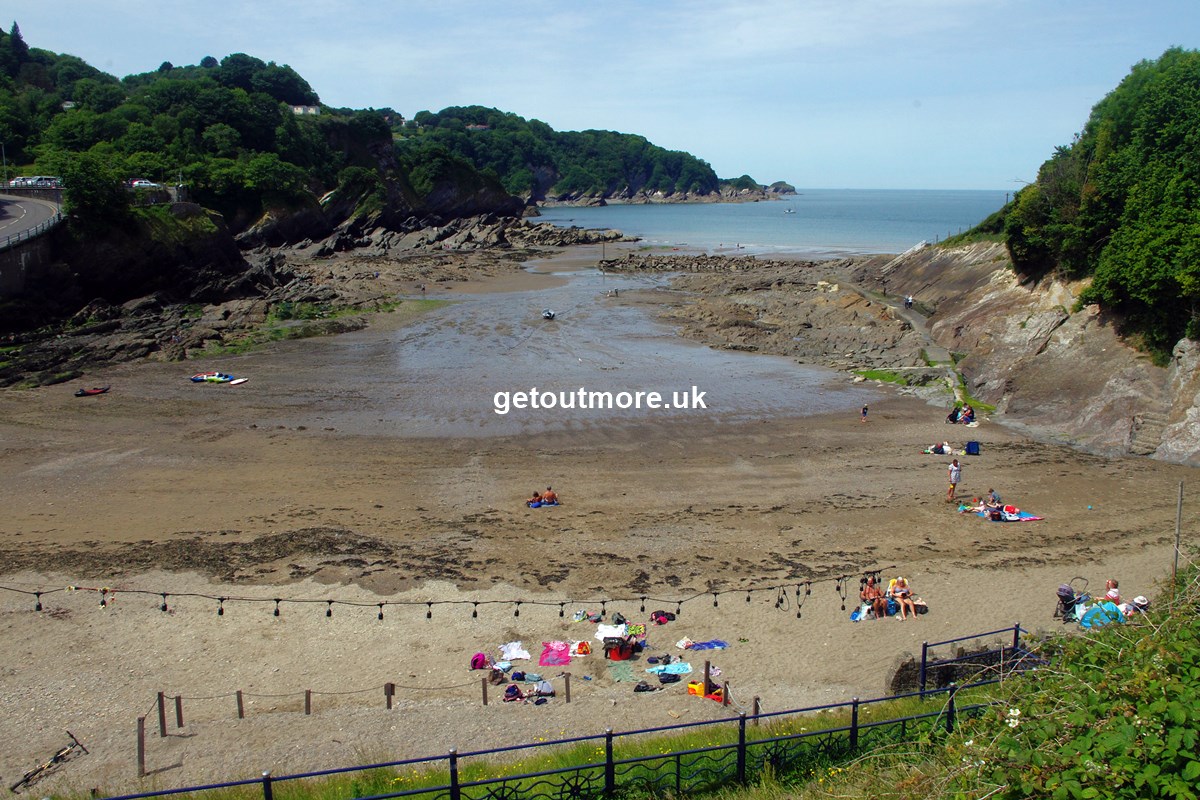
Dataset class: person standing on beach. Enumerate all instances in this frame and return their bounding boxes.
[947,458,961,503]
[861,404,869,423]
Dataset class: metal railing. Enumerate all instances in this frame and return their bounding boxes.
[0,211,62,252]
[919,623,1043,697]
[99,626,1033,800]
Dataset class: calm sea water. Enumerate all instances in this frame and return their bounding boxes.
[536,188,1009,258]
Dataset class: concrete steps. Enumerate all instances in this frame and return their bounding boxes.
[1129,411,1169,455]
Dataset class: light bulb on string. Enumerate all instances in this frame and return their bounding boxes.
[34,592,42,612]
[712,592,719,608]
[558,603,565,618]
[472,602,479,618]
[100,588,108,608]
[273,599,281,617]
[161,593,169,613]
[326,600,333,618]
[514,601,521,618]
[426,602,433,620]
[746,591,751,604]
[640,597,646,613]
[217,597,225,616]
[675,601,682,617]
[377,603,384,621]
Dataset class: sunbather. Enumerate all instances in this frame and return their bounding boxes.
[889,576,918,620]
[860,576,888,620]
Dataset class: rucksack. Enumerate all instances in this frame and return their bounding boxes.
[612,612,627,625]
[470,652,489,670]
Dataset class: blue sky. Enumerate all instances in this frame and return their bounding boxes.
[9,1,1198,189]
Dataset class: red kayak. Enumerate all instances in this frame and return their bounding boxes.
[74,386,111,397]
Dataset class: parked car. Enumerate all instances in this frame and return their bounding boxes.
[131,179,161,189]
[32,176,61,187]
[8,177,31,187]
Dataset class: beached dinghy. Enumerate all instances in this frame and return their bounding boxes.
[74,386,111,397]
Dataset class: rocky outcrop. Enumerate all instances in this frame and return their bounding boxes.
[854,242,1199,464]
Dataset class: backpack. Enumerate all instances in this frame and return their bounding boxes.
[965,441,980,455]
[503,684,522,701]
[612,612,627,625]
[470,652,489,670]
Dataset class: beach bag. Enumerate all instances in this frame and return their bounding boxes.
[966,441,980,455]
[503,684,522,702]
[533,680,554,697]
[470,652,489,670]
[989,509,1003,521]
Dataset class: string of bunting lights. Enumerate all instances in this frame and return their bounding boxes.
[0,567,891,620]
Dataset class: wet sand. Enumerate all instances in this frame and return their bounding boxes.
[0,249,1194,794]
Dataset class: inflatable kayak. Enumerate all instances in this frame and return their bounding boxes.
[74,386,110,397]
[191,372,235,383]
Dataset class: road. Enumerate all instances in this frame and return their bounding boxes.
[0,192,61,246]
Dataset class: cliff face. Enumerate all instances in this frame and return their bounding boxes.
[856,242,1200,464]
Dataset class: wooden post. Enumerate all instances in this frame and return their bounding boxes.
[175,695,184,728]
[703,660,712,694]
[137,716,146,778]
[157,692,167,737]
[564,673,571,703]
[305,689,312,716]
[236,690,245,719]
[385,682,395,709]
[752,696,761,725]
[1174,481,1184,584]
[481,676,488,706]
[722,681,730,707]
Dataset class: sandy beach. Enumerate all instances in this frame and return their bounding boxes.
[0,247,1194,796]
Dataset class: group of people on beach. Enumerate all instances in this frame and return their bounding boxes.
[526,487,560,508]
[858,575,921,621]
[946,404,975,425]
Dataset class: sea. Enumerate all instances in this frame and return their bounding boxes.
[535,188,1009,258]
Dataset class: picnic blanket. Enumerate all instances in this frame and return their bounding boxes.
[499,641,531,660]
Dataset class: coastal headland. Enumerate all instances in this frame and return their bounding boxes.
[0,238,1193,794]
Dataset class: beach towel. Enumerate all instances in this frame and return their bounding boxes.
[594,623,628,641]
[974,509,1043,522]
[625,623,646,637]
[539,642,571,666]
[688,639,730,651]
[646,662,693,675]
[499,641,531,660]
[608,662,637,682]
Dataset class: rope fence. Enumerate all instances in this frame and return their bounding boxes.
[0,565,893,621]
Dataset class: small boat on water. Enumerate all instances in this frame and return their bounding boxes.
[191,372,235,383]
[74,386,110,397]
[784,208,796,214]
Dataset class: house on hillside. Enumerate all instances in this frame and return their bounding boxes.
[291,105,321,116]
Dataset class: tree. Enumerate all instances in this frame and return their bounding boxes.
[8,22,29,71]
[39,148,130,225]
[199,56,218,69]
[157,61,173,73]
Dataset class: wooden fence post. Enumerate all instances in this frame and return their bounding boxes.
[752,696,761,725]
[137,716,146,777]
[305,689,312,716]
[481,676,488,706]
[385,682,395,709]
[564,673,571,703]
[236,690,245,719]
[175,695,184,729]
[157,692,167,737]
[722,681,730,707]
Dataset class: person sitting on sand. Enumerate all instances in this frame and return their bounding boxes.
[860,576,888,620]
[961,405,976,425]
[526,491,542,508]
[541,486,559,505]
[1104,578,1121,605]
[958,497,986,514]
[889,576,918,620]
[946,406,961,424]
[986,488,1002,509]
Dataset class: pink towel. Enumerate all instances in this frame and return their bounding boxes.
[539,641,571,666]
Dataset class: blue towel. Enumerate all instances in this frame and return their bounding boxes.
[646,662,693,675]
[689,640,729,651]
